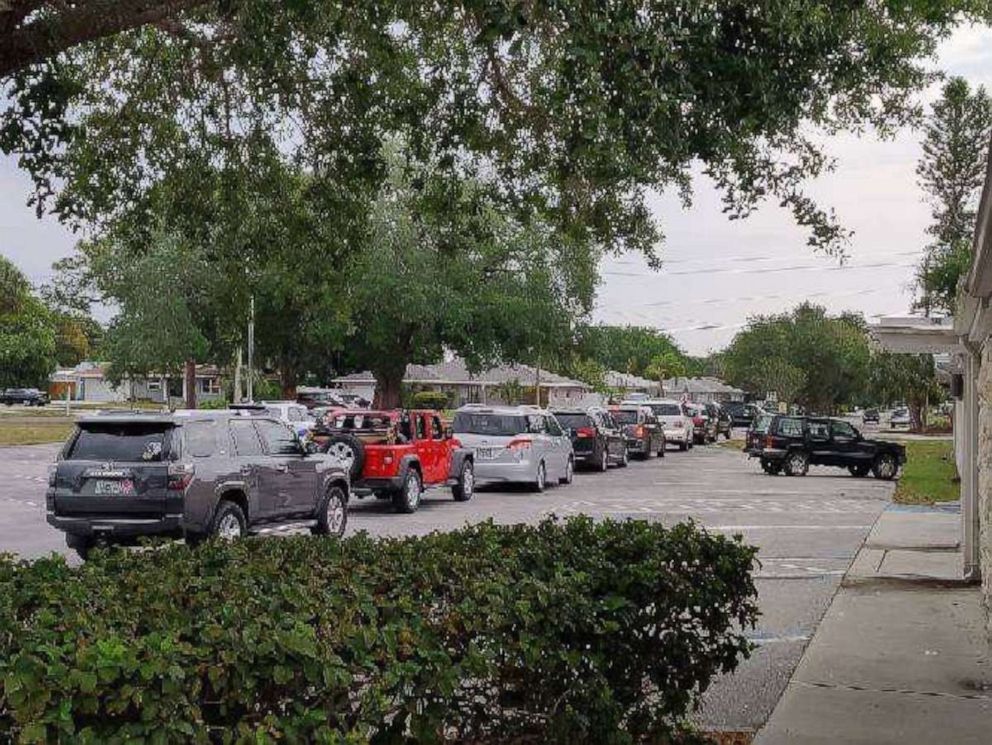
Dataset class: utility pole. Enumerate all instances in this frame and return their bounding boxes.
[233,347,243,404]
[247,295,255,403]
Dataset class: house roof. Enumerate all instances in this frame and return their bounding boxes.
[662,376,744,395]
[604,371,659,389]
[332,358,589,390]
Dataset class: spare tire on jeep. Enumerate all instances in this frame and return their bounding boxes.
[323,434,365,479]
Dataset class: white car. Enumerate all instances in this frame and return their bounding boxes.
[261,401,316,439]
[624,399,694,451]
[890,409,911,428]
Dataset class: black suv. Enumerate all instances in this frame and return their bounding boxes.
[552,407,628,470]
[724,401,760,428]
[47,411,350,558]
[2,388,49,406]
[746,415,905,479]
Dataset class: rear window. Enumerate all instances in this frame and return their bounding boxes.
[650,403,681,416]
[612,409,639,424]
[452,413,528,436]
[751,414,773,434]
[68,423,172,462]
[775,417,805,437]
[555,413,594,430]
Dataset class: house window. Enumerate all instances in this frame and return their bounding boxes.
[146,379,162,392]
[199,378,221,395]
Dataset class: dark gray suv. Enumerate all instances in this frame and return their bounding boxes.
[47,411,350,558]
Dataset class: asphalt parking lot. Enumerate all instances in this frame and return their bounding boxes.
[0,438,893,735]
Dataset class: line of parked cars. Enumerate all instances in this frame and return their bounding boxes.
[44,396,741,559]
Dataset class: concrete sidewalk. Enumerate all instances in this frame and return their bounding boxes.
[754,504,992,745]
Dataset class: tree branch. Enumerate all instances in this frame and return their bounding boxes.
[0,0,211,78]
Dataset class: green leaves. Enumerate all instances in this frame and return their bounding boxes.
[0,519,757,743]
[0,256,58,389]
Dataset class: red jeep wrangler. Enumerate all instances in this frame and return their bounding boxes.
[312,409,474,513]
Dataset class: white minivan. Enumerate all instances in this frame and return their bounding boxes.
[627,399,694,451]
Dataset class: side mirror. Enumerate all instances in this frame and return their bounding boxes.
[304,440,318,455]
[444,426,454,440]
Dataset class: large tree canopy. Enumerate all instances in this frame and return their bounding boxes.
[914,77,992,315]
[4,1,988,253]
[0,255,57,388]
[722,303,871,413]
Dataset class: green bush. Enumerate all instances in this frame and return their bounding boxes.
[0,519,758,743]
[410,390,450,410]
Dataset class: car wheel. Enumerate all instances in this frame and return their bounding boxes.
[760,459,782,475]
[784,451,809,477]
[599,447,609,471]
[532,461,547,493]
[452,460,475,501]
[393,469,423,513]
[560,457,574,485]
[872,453,898,481]
[313,485,348,537]
[688,436,694,450]
[619,446,629,467]
[848,464,871,478]
[65,533,94,560]
[211,500,248,540]
[678,439,687,452]
[323,434,366,480]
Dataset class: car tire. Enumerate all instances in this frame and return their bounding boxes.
[872,453,898,481]
[393,469,423,513]
[313,485,348,537]
[323,434,365,480]
[848,464,871,478]
[452,460,475,501]
[688,436,694,450]
[210,500,248,540]
[619,446,629,467]
[599,447,609,471]
[65,533,94,560]
[560,457,574,485]
[760,459,782,475]
[784,451,809,477]
[659,440,666,457]
[532,461,547,493]
[678,439,687,452]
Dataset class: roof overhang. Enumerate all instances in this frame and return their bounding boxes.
[870,316,962,354]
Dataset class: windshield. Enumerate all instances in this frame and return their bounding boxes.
[554,413,593,430]
[649,403,681,416]
[751,414,773,434]
[68,423,173,462]
[612,410,639,424]
[452,413,528,436]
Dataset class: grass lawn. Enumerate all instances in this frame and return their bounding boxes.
[894,440,959,504]
[0,418,75,446]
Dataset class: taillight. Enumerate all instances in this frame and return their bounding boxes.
[693,416,704,426]
[507,437,533,451]
[47,465,57,487]
[764,435,774,449]
[635,425,645,437]
[576,427,596,438]
[167,463,195,491]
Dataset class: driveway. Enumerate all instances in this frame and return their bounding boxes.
[0,440,893,735]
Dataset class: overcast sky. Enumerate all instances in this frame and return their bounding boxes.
[3,23,992,356]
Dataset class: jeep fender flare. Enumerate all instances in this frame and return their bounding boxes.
[397,455,422,485]
[448,448,474,480]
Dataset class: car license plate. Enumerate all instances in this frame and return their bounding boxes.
[476,447,495,460]
[94,479,134,496]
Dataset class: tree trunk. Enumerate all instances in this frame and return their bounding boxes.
[281,367,298,401]
[184,359,197,410]
[373,369,404,409]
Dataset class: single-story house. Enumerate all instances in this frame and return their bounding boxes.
[49,362,225,404]
[661,376,745,403]
[331,357,592,407]
[604,371,663,397]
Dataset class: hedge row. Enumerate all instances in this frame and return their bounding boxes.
[0,518,759,744]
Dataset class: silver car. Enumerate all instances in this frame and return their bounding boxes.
[451,405,574,491]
